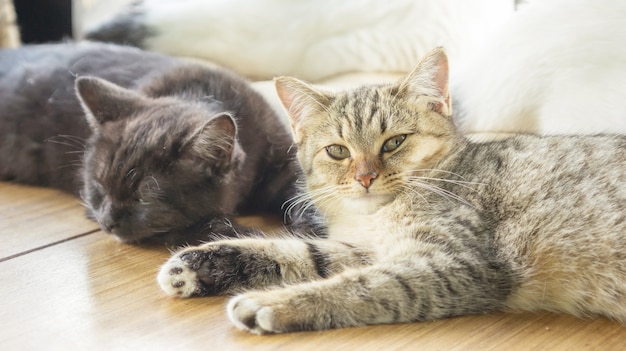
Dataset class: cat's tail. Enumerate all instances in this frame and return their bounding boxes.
[83,1,154,48]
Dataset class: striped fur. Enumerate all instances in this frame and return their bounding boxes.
[159,48,626,334]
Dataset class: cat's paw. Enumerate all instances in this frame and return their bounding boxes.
[158,243,273,297]
[227,294,280,334]
[157,253,202,297]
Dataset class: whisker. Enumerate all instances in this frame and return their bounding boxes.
[400,168,469,181]
[283,192,315,221]
[45,139,81,149]
[408,176,485,192]
[58,134,87,144]
[45,135,87,150]
[408,179,475,208]
[400,184,429,204]
[288,185,340,221]
[56,163,82,170]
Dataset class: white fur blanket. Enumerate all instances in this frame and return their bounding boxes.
[85,0,513,81]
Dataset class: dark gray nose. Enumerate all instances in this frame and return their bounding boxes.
[99,202,128,233]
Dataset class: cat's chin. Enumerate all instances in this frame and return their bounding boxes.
[100,225,156,244]
[109,230,150,244]
[341,194,394,215]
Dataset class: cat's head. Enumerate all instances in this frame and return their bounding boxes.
[75,77,245,243]
[275,48,459,217]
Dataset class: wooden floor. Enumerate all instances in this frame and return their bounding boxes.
[1,181,624,350]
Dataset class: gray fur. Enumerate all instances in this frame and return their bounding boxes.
[0,42,313,245]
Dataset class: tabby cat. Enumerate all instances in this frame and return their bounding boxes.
[0,42,310,245]
[158,48,626,333]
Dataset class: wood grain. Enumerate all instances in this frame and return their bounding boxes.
[0,182,624,350]
[0,182,98,260]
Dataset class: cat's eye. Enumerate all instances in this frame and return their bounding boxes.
[326,144,351,160]
[382,134,407,153]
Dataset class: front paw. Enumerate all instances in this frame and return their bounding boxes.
[158,242,282,297]
[157,254,200,297]
[158,245,243,297]
[227,289,325,334]
[227,294,280,334]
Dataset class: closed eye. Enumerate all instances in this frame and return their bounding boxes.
[381,134,407,153]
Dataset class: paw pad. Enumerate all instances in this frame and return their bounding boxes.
[157,255,199,297]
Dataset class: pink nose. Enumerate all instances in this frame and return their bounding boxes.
[355,172,378,189]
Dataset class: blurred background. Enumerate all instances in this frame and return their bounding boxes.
[10,0,134,43]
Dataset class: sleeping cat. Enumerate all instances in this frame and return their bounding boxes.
[0,42,312,245]
[158,48,626,334]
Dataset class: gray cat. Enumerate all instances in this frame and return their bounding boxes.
[158,48,626,333]
[0,42,316,245]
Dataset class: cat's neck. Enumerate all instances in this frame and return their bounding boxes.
[326,211,381,245]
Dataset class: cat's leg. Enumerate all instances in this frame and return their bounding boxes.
[227,260,512,334]
[157,238,372,297]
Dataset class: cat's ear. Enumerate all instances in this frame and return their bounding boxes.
[397,47,452,116]
[75,76,146,128]
[183,112,245,167]
[274,76,330,142]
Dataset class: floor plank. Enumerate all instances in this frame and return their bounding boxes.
[0,182,99,260]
